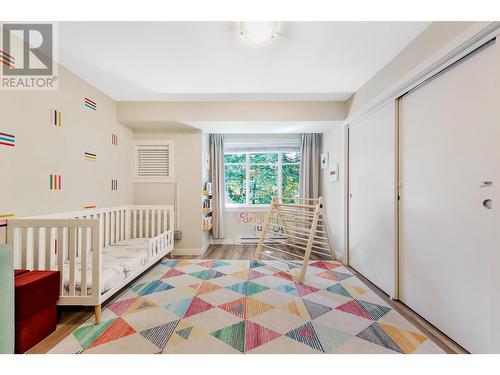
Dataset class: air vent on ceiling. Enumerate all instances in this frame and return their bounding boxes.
[133,141,174,182]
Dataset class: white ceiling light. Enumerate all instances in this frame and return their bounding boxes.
[239,22,278,45]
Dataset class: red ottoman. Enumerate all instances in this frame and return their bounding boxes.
[15,270,60,353]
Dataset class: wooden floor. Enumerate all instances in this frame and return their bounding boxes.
[27,244,467,354]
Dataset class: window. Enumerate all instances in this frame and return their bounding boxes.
[224,151,300,206]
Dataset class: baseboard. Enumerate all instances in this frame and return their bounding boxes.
[172,247,206,256]
[210,238,239,245]
[209,238,302,246]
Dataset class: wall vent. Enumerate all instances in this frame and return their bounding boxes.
[133,141,174,182]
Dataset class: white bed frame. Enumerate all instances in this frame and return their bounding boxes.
[7,205,174,323]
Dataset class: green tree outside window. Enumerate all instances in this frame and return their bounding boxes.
[224,151,300,205]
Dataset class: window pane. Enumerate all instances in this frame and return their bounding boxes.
[250,152,278,164]
[282,152,300,163]
[250,165,278,204]
[225,165,246,204]
[224,153,246,163]
[282,164,300,198]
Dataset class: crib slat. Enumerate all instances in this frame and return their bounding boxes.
[125,209,128,239]
[33,227,39,269]
[49,228,56,271]
[157,209,161,237]
[120,210,125,241]
[151,209,156,237]
[110,211,115,244]
[163,209,168,233]
[133,209,137,238]
[113,211,117,242]
[26,227,34,270]
[120,210,125,240]
[37,227,45,269]
[13,228,22,269]
[145,209,149,237]
[105,213,110,246]
[115,211,120,242]
[69,227,76,296]
[117,210,121,241]
[92,221,101,298]
[99,214,105,249]
[139,209,143,238]
[77,227,82,259]
[81,228,88,296]
[44,227,52,270]
[57,227,65,295]
[103,213,107,246]
[101,213,105,246]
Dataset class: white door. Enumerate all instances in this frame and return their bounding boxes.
[349,102,397,297]
[399,39,500,353]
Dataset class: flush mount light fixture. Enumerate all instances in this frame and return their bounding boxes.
[239,22,279,45]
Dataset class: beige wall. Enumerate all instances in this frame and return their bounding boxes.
[117,101,347,123]
[0,65,133,243]
[132,131,205,254]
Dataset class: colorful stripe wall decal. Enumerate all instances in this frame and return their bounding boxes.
[112,133,118,146]
[0,50,15,69]
[84,152,96,161]
[50,174,62,190]
[84,205,96,209]
[0,214,15,228]
[111,179,118,191]
[84,97,97,111]
[50,108,62,127]
[0,132,15,147]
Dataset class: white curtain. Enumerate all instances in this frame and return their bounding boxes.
[299,133,322,199]
[209,134,225,239]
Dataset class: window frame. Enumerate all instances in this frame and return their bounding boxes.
[224,150,300,208]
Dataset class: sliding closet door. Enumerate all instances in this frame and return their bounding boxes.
[399,40,500,353]
[349,102,397,297]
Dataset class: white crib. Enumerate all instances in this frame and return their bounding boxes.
[7,205,174,323]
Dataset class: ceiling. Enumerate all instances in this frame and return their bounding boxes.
[57,21,430,102]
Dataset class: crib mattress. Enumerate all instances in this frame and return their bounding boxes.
[63,238,151,295]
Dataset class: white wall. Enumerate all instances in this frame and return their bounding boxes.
[348,102,397,296]
[0,65,133,244]
[320,126,346,261]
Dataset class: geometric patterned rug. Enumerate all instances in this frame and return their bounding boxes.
[49,259,444,354]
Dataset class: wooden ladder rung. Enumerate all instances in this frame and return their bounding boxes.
[261,244,305,259]
[254,197,336,283]
[259,251,302,269]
